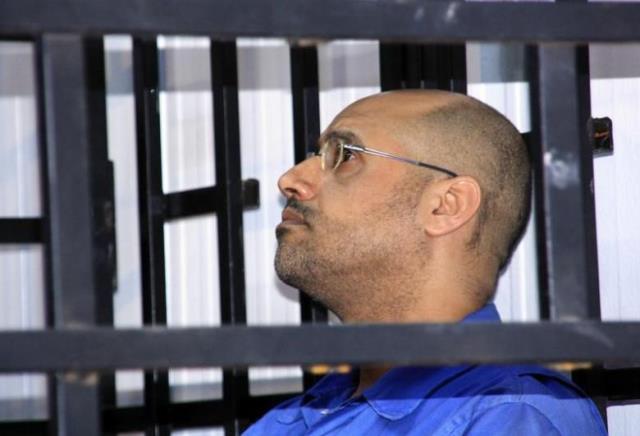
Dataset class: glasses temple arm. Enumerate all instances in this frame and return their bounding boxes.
[344,144,458,178]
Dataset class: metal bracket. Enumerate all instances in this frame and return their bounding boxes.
[589,116,614,156]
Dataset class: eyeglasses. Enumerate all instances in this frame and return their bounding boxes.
[316,140,458,178]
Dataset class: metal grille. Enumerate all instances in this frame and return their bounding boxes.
[0,1,638,434]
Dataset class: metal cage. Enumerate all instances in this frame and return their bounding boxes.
[0,1,639,434]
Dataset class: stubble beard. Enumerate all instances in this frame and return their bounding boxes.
[274,231,317,293]
[274,180,427,320]
[274,224,343,310]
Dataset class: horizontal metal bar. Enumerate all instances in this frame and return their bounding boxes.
[573,366,640,403]
[0,393,294,435]
[2,1,640,42]
[164,187,221,220]
[103,399,227,432]
[0,218,42,243]
[2,322,640,372]
[0,420,47,436]
[163,179,259,221]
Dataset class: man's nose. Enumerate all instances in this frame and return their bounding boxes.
[277,158,322,201]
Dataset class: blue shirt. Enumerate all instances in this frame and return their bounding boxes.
[244,305,607,435]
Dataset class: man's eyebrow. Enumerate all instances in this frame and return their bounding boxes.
[317,130,363,148]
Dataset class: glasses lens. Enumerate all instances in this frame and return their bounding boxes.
[320,140,343,171]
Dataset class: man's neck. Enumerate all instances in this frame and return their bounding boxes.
[347,299,487,398]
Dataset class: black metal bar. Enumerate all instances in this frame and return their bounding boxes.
[379,44,407,91]
[574,367,640,404]
[33,30,57,436]
[0,218,42,243]
[0,392,294,435]
[565,36,608,422]
[529,120,616,323]
[36,33,104,436]
[379,43,466,93]
[3,322,640,370]
[574,44,601,318]
[107,394,291,431]
[6,1,640,41]
[290,46,320,165]
[0,420,48,436]
[163,180,260,221]
[437,45,467,94]
[83,36,118,413]
[103,400,226,432]
[210,40,249,436]
[290,44,329,389]
[528,44,601,321]
[132,37,171,436]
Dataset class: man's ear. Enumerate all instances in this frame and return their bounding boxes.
[420,176,482,237]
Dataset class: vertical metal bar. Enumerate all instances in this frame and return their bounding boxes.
[535,0,605,407]
[84,36,118,416]
[36,33,105,436]
[379,43,467,93]
[290,45,330,389]
[290,46,320,164]
[210,40,250,436]
[571,42,608,423]
[34,31,57,436]
[379,43,406,91]
[133,37,171,436]
[528,43,601,321]
[545,0,605,421]
[439,45,467,94]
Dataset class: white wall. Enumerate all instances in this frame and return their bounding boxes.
[590,43,640,431]
[0,38,639,434]
[466,43,540,322]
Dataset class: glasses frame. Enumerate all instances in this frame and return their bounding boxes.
[318,141,458,178]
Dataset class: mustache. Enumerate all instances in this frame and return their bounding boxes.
[285,198,316,222]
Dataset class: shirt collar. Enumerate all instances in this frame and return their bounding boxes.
[277,304,501,424]
[276,372,354,424]
[364,303,501,420]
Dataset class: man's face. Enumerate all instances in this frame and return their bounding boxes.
[274,102,428,319]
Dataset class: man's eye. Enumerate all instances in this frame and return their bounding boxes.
[342,148,357,162]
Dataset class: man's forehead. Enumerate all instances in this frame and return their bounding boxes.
[322,104,415,147]
[321,114,381,147]
[320,91,463,150]
[324,100,404,138]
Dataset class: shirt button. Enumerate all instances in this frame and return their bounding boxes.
[320,409,330,415]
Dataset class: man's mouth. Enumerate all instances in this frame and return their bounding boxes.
[279,207,307,226]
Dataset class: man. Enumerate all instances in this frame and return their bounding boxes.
[244,90,607,435]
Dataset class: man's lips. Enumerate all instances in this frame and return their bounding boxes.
[279,207,306,226]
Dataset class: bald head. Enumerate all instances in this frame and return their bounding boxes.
[343,90,531,271]
[276,89,530,320]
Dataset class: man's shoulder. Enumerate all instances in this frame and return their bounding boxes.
[421,364,607,435]
[243,365,607,435]
[458,364,595,405]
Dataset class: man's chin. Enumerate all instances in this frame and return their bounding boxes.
[274,268,306,291]
[275,252,307,290]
